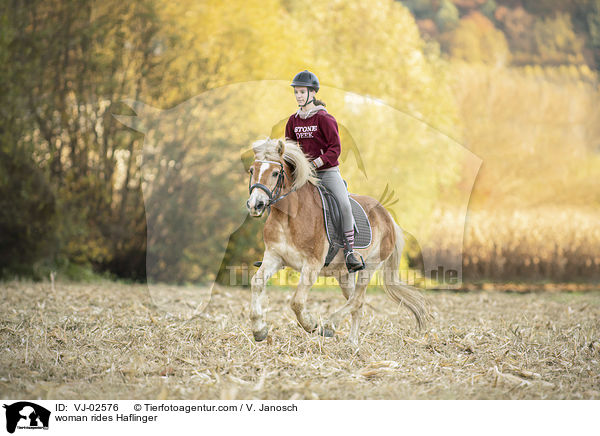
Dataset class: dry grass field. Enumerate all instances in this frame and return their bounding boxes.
[1,280,599,400]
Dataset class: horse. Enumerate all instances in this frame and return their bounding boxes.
[245,138,428,347]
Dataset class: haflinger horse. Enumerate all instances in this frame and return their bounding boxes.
[245,138,428,347]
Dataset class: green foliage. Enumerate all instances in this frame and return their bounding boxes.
[401,0,438,19]
[436,0,460,32]
[481,0,497,19]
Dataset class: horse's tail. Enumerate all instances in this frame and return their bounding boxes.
[382,222,429,330]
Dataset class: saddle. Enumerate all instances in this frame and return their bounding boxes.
[316,185,372,266]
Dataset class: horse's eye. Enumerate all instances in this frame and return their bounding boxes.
[272,171,279,178]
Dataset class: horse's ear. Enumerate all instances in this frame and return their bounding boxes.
[277,139,285,156]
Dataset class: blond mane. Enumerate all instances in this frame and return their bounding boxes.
[252,138,319,190]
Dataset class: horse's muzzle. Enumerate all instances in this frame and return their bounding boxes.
[247,198,266,217]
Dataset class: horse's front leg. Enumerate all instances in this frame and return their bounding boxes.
[250,251,282,342]
[291,263,321,334]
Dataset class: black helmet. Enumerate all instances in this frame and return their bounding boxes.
[290,70,319,92]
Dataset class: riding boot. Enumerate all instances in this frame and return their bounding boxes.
[343,230,365,272]
[344,249,365,272]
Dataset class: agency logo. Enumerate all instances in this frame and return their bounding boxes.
[2,402,50,434]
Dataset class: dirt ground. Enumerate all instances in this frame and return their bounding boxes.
[1,280,599,400]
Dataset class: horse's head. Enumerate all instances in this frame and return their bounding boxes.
[246,137,319,217]
[246,139,286,217]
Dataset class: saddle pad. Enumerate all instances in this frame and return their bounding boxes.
[316,186,372,250]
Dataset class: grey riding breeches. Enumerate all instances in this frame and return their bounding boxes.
[316,166,354,233]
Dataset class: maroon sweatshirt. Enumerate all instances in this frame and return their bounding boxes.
[285,109,340,169]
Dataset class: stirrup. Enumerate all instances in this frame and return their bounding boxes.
[344,249,365,272]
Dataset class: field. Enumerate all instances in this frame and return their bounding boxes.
[1,280,599,400]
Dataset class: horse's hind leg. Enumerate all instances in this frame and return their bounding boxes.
[291,264,321,334]
[338,271,355,300]
[250,251,282,342]
[325,262,381,345]
[348,265,380,347]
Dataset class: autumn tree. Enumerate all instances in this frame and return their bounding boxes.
[445,11,510,65]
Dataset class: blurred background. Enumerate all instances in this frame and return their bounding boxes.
[1,0,599,286]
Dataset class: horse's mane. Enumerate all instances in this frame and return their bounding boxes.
[252,138,319,190]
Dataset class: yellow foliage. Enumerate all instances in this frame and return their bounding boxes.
[446,12,510,66]
[450,62,600,209]
[154,0,306,105]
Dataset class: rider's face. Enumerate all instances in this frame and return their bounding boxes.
[294,86,311,105]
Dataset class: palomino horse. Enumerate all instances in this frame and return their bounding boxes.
[246,138,428,347]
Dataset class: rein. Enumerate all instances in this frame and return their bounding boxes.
[248,159,297,209]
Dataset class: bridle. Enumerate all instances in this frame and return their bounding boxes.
[248,159,297,209]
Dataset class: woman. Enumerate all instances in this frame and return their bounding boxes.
[285,70,365,272]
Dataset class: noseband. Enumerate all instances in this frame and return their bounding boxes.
[248,159,296,208]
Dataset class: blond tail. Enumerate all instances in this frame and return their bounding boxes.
[382,223,429,330]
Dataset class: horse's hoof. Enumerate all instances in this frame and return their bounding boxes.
[319,326,335,337]
[253,327,269,342]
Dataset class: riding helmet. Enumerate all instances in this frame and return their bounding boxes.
[290,70,320,92]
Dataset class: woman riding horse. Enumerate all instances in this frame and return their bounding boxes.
[245,71,427,346]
